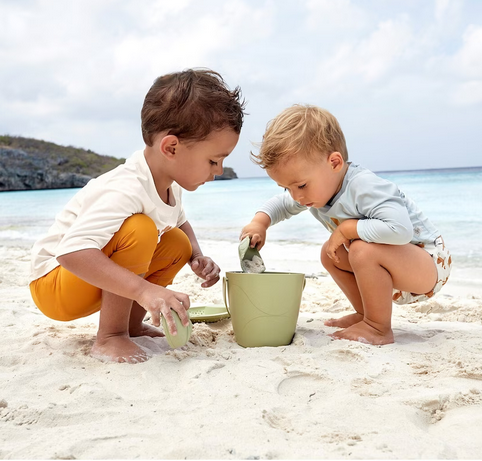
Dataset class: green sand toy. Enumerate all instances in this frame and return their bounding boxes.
[238,236,266,273]
[189,305,230,323]
[223,271,306,348]
[161,309,193,348]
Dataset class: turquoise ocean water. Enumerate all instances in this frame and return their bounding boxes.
[1,167,481,271]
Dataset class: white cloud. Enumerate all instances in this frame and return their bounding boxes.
[1,0,481,175]
[435,0,463,24]
[449,24,482,105]
[306,15,414,97]
[0,0,274,151]
[305,0,367,32]
[354,17,415,82]
[453,25,482,79]
[426,23,482,106]
[452,80,482,105]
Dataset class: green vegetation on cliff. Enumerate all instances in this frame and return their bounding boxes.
[0,135,237,191]
[0,135,125,177]
[0,135,126,191]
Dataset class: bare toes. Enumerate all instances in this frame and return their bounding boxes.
[324,313,363,329]
[328,330,344,339]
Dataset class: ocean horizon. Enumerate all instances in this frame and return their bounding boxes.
[1,165,481,274]
[2,164,481,191]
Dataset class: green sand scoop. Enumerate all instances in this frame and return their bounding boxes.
[238,236,266,273]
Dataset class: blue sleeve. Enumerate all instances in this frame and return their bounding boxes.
[349,175,413,244]
[257,192,307,226]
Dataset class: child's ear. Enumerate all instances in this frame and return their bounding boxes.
[328,152,344,172]
[159,135,179,158]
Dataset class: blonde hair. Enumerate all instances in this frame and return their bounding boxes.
[251,104,348,169]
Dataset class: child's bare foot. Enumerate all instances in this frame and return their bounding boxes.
[129,322,165,338]
[329,320,394,345]
[324,312,363,328]
[91,334,150,363]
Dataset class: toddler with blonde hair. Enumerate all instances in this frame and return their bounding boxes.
[241,104,451,345]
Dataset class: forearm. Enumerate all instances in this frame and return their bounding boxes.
[257,192,305,226]
[357,217,412,244]
[57,249,147,301]
[338,219,360,241]
[179,221,202,261]
[252,211,271,229]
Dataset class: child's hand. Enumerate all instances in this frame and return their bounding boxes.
[240,222,267,250]
[239,212,271,250]
[137,285,190,335]
[190,256,220,288]
[326,227,350,264]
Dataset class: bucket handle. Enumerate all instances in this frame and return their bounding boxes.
[222,276,231,316]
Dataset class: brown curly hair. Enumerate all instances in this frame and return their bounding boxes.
[141,68,246,146]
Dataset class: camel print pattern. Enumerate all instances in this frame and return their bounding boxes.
[392,235,451,305]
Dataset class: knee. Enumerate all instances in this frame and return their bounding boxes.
[121,214,158,247]
[347,240,373,268]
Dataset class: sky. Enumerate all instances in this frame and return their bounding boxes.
[1,0,481,178]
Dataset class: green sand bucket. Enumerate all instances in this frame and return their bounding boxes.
[223,271,306,348]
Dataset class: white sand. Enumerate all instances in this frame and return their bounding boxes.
[1,241,482,459]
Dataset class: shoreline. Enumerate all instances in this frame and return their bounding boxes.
[1,241,482,458]
[6,236,482,296]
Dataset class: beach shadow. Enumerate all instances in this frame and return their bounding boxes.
[395,328,447,345]
[132,336,170,355]
[394,332,426,344]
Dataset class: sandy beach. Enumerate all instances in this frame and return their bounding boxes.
[1,240,482,459]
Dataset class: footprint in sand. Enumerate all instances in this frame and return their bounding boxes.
[427,404,482,458]
[262,408,300,434]
[0,404,41,426]
[404,389,482,424]
[350,377,389,397]
[277,373,330,399]
[67,435,148,460]
[0,354,26,367]
[448,360,482,381]
[294,325,332,348]
[325,347,366,362]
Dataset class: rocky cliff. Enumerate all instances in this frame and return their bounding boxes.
[0,136,125,191]
[215,167,238,180]
[0,135,238,191]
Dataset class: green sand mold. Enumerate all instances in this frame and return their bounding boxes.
[161,309,193,348]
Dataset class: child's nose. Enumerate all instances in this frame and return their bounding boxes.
[293,191,304,204]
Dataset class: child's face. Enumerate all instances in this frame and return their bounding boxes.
[267,153,344,208]
[173,128,239,191]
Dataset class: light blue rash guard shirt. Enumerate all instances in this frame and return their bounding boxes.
[258,163,440,245]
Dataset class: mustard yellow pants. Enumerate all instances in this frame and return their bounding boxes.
[29,214,192,321]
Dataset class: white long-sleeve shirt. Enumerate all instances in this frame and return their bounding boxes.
[258,163,440,245]
[30,150,187,282]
